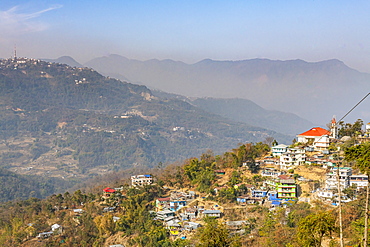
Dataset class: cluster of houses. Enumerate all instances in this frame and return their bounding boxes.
[235,173,298,208]
[257,119,370,205]
[264,118,340,170]
[317,166,368,201]
[154,190,213,235]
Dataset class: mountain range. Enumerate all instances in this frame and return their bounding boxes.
[46,56,318,135]
[78,55,370,124]
[151,90,313,136]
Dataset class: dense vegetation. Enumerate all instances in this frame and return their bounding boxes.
[0,168,77,202]
[0,140,369,246]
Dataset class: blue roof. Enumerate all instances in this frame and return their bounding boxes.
[271,201,282,205]
[145,174,152,177]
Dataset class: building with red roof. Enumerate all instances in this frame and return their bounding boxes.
[297,127,331,150]
[103,187,116,193]
[102,187,116,198]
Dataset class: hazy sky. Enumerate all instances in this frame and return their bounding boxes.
[1,1,370,72]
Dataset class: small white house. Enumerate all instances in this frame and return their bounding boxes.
[271,144,288,157]
[350,175,368,189]
[51,224,62,233]
[202,210,222,218]
[131,174,153,187]
[318,190,334,199]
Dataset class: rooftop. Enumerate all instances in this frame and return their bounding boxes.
[298,127,330,137]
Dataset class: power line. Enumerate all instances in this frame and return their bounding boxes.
[338,92,370,123]
[312,92,369,144]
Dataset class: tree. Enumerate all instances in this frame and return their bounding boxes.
[338,119,363,137]
[93,213,115,237]
[345,142,370,247]
[342,184,357,200]
[297,211,336,247]
[272,139,278,147]
[196,218,240,247]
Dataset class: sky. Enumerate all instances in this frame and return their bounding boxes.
[1,1,370,73]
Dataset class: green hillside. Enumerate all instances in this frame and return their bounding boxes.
[0,58,289,201]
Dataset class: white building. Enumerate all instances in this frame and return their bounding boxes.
[279,148,306,170]
[317,190,334,199]
[325,167,352,190]
[297,127,331,150]
[271,144,288,157]
[261,168,284,178]
[350,175,368,189]
[131,174,153,187]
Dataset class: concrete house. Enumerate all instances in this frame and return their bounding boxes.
[155,197,171,211]
[350,174,368,189]
[131,174,153,187]
[271,144,288,157]
[325,167,352,190]
[276,175,296,199]
[202,210,222,218]
[184,222,201,231]
[102,187,116,198]
[297,127,331,150]
[279,148,306,170]
[251,190,268,198]
[156,210,175,220]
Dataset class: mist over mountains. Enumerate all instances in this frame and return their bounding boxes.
[151,90,313,136]
[81,55,370,124]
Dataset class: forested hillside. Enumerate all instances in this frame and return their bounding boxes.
[0,58,288,201]
[0,142,366,246]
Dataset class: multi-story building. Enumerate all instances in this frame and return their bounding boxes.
[131,174,153,187]
[325,167,352,190]
[349,174,368,189]
[279,148,306,170]
[276,175,296,199]
[297,127,331,150]
[271,144,288,157]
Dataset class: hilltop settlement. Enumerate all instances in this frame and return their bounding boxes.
[1,57,370,246]
[1,111,370,246]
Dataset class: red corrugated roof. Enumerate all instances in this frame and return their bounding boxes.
[157,197,170,201]
[298,127,330,137]
[278,175,291,180]
[103,187,116,193]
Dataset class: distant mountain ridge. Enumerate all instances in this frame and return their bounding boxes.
[43,56,83,68]
[84,55,370,124]
[190,98,313,136]
[152,90,313,136]
[45,56,314,136]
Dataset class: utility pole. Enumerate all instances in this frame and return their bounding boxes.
[336,163,344,247]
